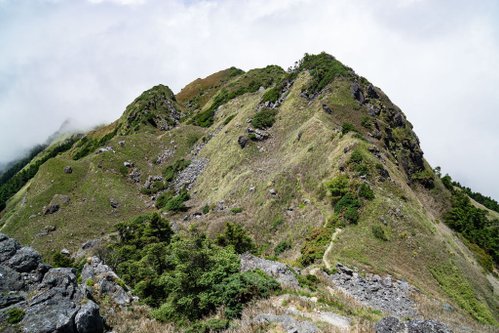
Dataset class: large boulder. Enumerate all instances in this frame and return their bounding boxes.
[7,247,41,273]
[75,300,104,333]
[0,234,107,333]
[22,268,82,333]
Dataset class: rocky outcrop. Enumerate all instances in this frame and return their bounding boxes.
[240,253,299,289]
[330,263,416,318]
[0,233,105,333]
[173,157,208,192]
[81,256,133,306]
[247,127,270,141]
[376,317,452,333]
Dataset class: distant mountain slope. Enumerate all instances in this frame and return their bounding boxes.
[0,52,497,332]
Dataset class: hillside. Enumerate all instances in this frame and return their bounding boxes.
[0,53,497,333]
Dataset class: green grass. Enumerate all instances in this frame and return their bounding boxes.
[430,261,496,324]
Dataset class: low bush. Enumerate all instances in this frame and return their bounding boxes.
[274,240,291,256]
[261,87,280,103]
[163,190,190,212]
[108,215,279,329]
[216,222,256,254]
[251,109,278,129]
[358,183,375,200]
[163,159,191,182]
[341,123,356,135]
[372,225,388,241]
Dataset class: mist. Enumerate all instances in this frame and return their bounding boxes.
[0,0,498,198]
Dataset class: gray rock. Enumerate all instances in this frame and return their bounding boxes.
[123,161,133,168]
[75,300,104,333]
[8,247,41,273]
[0,265,24,291]
[367,84,379,99]
[155,148,174,164]
[240,253,299,289]
[407,320,453,333]
[238,136,249,148]
[375,317,406,333]
[128,168,141,183]
[81,257,132,306]
[22,268,82,333]
[269,188,277,196]
[109,197,119,209]
[331,263,416,318]
[43,204,60,215]
[63,166,73,174]
[247,127,270,141]
[173,158,208,192]
[351,83,365,103]
[0,234,20,262]
[322,104,333,114]
[376,317,453,333]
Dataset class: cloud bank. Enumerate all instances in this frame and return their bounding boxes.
[0,0,498,198]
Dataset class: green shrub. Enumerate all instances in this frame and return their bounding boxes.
[341,123,356,135]
[164,190,190,212]
[52,252,75,268]
[297,274,319,291]
[163,159,191,182]
[6,308,25,324]
[261,87,280,103]
[372,225,388,241]
[411,168,434,189]
[202,204,210,214]
[141,182,167,195]
[361,116,372,129]
[251,109,278,129]
[230,207,243,214]
[274,240,291,256]
[192,65,285,127]
[297,52,350,95]
[300,226,333,266]
[334,193,361,224]
[325,175,350,202]
[216,222,256,254]
[155,191,174,209]
[86,278,95,287]
[358,183,375,200]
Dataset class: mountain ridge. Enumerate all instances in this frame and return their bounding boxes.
[0,52,497,332]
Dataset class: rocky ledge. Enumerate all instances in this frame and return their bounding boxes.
[0,233,130,333]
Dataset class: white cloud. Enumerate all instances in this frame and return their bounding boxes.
[0,0,498,199]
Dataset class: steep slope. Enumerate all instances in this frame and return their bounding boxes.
[0,52,497,332]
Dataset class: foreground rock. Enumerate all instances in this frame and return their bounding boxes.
[376,316,453,333]
[240,253,299,289]
[0,233,105,333]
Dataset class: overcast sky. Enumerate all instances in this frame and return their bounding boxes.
[0,0,498,199]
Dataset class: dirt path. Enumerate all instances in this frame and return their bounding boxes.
[324,228,343,270]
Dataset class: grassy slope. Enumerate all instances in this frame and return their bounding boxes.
[0,64,496,329]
